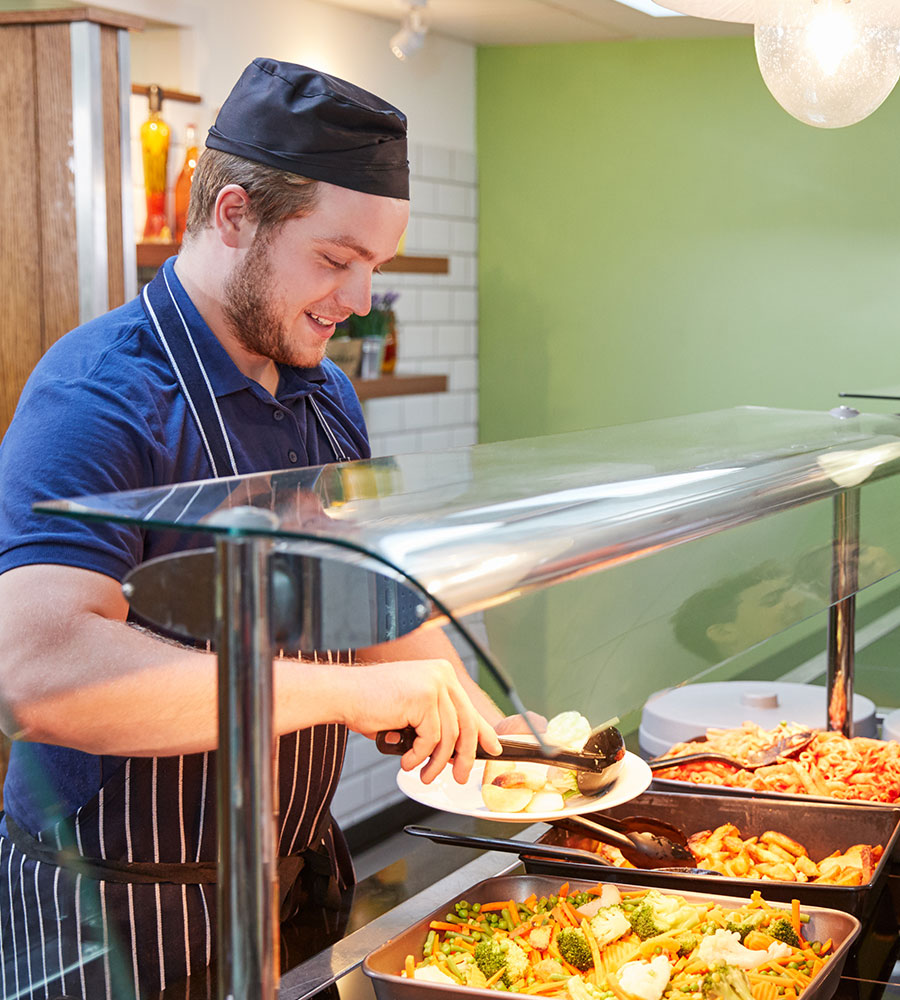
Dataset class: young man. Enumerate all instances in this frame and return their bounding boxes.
[0,59,507,998]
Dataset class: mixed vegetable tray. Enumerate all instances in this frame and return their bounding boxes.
[363,875,861,1000]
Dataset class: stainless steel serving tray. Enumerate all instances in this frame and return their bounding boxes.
[649,773,900,809]
[363,873,861,1000]
[524,790,900,919]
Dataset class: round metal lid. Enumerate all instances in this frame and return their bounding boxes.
[639,680,877,758]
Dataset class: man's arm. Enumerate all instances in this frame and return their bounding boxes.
[0,564,500,783]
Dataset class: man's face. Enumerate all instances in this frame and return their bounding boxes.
[710,575,812,656]
[223,181,409,369]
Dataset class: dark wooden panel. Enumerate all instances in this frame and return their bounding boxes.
[102,25,125,308]
[0,25,41,439]
[132,83,201,105]
[36,22,77,352]
[381,254,449,274]
[351,374,448,400]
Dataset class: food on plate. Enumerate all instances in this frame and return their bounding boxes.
[653,721,900,804]
[565,822,885,884]
[480,711,601,813]
[400,880,834,999]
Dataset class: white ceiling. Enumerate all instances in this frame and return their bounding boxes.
[316,0,750,45]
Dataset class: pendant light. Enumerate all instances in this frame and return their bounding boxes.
[654,0,900,128]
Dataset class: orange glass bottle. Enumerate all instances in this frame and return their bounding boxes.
[140,85,172,242]
[174,123,199,245]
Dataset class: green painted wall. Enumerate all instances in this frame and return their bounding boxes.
[476,37,900,444]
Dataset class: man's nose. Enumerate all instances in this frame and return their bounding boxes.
[338,268,372,317]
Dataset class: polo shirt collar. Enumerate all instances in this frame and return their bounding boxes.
[161,257,328,399]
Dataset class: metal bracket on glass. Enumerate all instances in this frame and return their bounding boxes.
[825,488,860,736]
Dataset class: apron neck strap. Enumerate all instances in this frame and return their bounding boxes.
[141,264,239,479]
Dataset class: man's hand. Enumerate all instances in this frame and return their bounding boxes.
[337,659,502,785]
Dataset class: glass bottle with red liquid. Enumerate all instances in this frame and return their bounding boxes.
[174,123,199,245]
[140,85,172,242]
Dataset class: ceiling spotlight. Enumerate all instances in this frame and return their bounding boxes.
[653,0,900,128]
[390,0,428,61]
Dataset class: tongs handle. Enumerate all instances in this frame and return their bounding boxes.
[376,727,608,774]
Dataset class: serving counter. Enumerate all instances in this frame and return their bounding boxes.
[33,404,900,1000]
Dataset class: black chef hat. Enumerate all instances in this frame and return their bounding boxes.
[206,58,409,200]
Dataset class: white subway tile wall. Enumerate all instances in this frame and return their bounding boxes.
[131,112,480,830]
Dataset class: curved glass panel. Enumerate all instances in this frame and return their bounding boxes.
[33,405,900,730]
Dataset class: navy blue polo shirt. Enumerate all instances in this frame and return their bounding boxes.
[0,257,370,833]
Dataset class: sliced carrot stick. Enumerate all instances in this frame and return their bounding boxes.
[508,901,520,927]
[404,955,416,978]
[559,882,570,899]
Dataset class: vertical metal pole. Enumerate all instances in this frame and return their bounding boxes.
[215,534,277,1000]
[825,488,860,736]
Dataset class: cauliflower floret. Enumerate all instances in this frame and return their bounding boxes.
[545,711,593,751]
[464,963,488,989]
[617,954,673,1000]
[501,938,529,983]
[568,976,614,1000]
[529,925,552,951]
[412,964,457,984]
[698,930,792,970]
[590,906,632,948]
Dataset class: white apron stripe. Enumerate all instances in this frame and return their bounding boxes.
[278,731,301,847]
[161,267,239,475]
[100,881,112,1000]
[155,883,166,989]
[9,849,20,1000]
[98,785,106,858]
[287,729,314,855]
[53,866,63,997]
[181,884,192,977]
[124,759,134,863]
[0,840,6,1000]
[74,872,87,999]
[151,757,160,863]
[307,723,341,852]
[178,755,187,863]
[196,752,208,863]
[34,861,48,999]
[141,288,222,477]
[127,882,139,994]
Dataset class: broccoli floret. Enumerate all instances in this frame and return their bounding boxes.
[767,918,801,948]
[628,890,701,941]
[627,903,666,942]
[724,912,764,943]
[473,936,528,986]
[557,927,594,971]
[701,964,754,1000]
[677,934,700,957]
[474,939,508,983]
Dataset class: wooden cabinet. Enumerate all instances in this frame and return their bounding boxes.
[0,7,142,438]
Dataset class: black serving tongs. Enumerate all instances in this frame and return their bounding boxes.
[404,820,706,872]
[377,722,626,796]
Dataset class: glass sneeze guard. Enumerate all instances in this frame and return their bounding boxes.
[31,404,900,1000]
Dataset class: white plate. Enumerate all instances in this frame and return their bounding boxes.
[395,751,652,822]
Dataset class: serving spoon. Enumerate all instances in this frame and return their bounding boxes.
[648,729,815,772]
[376,723,626,796]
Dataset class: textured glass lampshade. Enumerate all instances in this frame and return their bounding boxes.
[654,0,900,128]
[755,0,900,128]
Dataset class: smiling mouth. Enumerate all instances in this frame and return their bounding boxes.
[308,312,335,327]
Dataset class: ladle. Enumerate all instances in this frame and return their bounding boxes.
[404,823,707,872]
[648,729,815,772]
[377,723,626,796]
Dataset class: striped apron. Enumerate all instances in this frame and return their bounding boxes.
[0,266,356,999]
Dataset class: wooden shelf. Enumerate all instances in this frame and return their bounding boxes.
[381,254,448,274]
[132,84,202,104]
[137,244,449,275]
[351,374,447,399]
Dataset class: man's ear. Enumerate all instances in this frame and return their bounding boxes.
[213,185,255,248]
